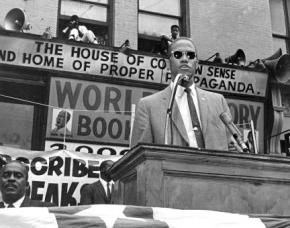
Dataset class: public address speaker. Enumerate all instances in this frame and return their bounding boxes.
[225,49,246,66]
[4,8,31,31]
[248,48,290,83]
[263,49,290,83]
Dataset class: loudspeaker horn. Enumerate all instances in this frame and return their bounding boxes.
[263,48,282,61]
[225,49,246,66]
[119,39,132,56]
[246,48,283,70]
[4,8,31,31]
[264,53,290,83]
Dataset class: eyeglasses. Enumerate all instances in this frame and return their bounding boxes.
[171,51,196,60]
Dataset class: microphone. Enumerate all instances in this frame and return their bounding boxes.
[179,74,189,83]
[164,74,189,144]
[219,112,249,152]
[167,74,189,114]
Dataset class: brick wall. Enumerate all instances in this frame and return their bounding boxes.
[189,0,274,63]
[0,0,59,36]
[112,0,138,49]
[0,0,275,58]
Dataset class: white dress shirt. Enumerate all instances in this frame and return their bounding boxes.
[171,82,202,147]
[3,195,25,208]
[99,178,114,197]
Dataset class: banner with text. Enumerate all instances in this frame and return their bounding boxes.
[47,77,264,151]
[194,63,268,97]
[0,146,120,206]
[47,77,155,144]
[45,140,129,156]
[227,99,264,152]
[0,34,268,96]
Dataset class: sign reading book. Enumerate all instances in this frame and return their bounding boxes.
[47,78,264,152]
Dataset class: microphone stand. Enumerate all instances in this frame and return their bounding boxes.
[164,74,186,145]
[250,120,258,154]
[220,112,249,153]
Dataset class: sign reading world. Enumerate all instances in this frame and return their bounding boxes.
[0,33,268,97]
[47,78,265,151]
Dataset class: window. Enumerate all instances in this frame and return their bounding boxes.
[269,0,289,54]
[281,86,290,116]
[138,0,187,54]
[269,0,290,154]
[0,79,47,150]
[0,102,33,149]
[269,1,290,83]
[58,0,110,45]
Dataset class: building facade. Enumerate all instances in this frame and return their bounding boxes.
[0,0,289,155]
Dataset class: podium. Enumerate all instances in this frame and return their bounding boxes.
[110,144,290,215]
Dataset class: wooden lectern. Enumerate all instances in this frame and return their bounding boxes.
[110,143,290,215]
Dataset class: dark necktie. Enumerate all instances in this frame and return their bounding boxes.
[7,204,15,208]
[184,88,205,148]
[107,182,111,201]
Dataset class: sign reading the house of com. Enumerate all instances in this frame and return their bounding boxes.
[0,35,170,84]
[0,34,268,97]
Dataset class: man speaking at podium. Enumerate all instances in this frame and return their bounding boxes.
[131,37,232,151]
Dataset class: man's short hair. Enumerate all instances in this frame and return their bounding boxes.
[171,25,179,30]
[100,160,114,171]
[70,15,79,22]
[0,160,29,181]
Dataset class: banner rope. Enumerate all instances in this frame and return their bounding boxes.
[0,93,134,114]
[236,122,252,127]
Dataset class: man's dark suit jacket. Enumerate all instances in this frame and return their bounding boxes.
[0,196,56,208]
[80,180,112,205]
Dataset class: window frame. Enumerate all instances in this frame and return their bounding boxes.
[270,1,290,117]
[137,0,189,53]
[0,70,48,150]
[271,0,290,52]
[57,0,112,46]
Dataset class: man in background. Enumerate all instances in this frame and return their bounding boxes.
[131,37,233,151]
[0,160,55,208]
[160,25,180,56]
[80,160,114,205]
[62,15,99,44]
